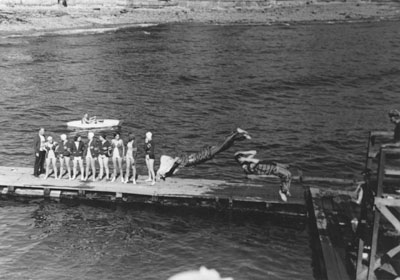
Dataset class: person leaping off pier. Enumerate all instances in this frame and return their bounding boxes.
[157,128,251,180]
[234,150,292,202]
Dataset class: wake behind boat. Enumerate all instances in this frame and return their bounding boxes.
[67,119,122,130]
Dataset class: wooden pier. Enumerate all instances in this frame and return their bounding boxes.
[306,130,400,280]
[0,166,307,216]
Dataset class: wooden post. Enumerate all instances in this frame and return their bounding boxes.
[357,132,376,279]
[365,131,374,170]
[367,149,386,280]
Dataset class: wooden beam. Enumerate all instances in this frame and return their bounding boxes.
[385,169,400,176]
[382,148,400,155]
[376,197,400,208]
[376,203,400,233]
[367,149,386,280]
[371,131,394,137]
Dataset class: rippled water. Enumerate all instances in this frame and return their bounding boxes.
[0,20,400,279]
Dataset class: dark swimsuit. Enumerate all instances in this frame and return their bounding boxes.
[145,140,155,160]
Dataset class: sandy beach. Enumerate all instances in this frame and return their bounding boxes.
[0,2,400,36]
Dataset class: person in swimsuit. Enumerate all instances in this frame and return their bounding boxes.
[44,136,58,179]
[144,131,156,185]
[56,134,72,180]
[125,133,138,184]
[111,132,125,183]
[71,135,85,180]
[98,134,111,180]
[84,132,99,181]
[82,113,97,124]
[234,150,292,202]
[157,128,251,180]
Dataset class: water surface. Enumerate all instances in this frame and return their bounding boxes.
[0,20,399,279]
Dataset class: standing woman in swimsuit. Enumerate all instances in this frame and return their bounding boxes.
[98,134,111,180]
[57,134,72,180]
[144,131,156,185]
[125,133,137,184]
[84,132,98,181]
[111,132,125,182]
[44,136,58,179]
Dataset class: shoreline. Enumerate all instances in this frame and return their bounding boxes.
[0,2,400,36]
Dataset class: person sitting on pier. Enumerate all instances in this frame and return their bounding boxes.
[44,136,58,180]
[71,135,85,181]
[156,128,251,180]
[82,113,97,124]
[56,134,73,180]
[234,150,292,202]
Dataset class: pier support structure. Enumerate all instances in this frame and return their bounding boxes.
[356,131,400,280]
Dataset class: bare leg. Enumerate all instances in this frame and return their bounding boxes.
[125,157,130,183]
[84,156,90,180]
[118,157,123,182]
[65,157,72,180]
[44,158,50,179]
[111,157,117,182]
[149,159,155,185]
[59,157,64,179]
[98,157,104,180]
[132,163,137,184]
[90,158,96,181]
[145,156,152,181]
[104,157,110,180]
[79,159,84,180]
[73,158,77,179]
[51,158,57,179]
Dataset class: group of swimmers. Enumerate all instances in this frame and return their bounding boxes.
[33,127,156,185]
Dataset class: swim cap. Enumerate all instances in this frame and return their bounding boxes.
[146,131,152,139]
[60,134,67,141]
[47,136,53,141]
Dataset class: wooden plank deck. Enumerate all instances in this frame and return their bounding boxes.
[0,166,306,216]
[309,187,352,280]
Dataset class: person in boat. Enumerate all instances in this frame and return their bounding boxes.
[33,127,46,177]
[125,133,138,184]
[111,132,125,183]
[56,134,72,180]
[71,135,85,180]
[144,131,156,185]
[81,113,97,124]
[44,136,58,180]
[233,150,292,202]
[84,132,99,181]
[98,134,111,180]
[156,128,251,180]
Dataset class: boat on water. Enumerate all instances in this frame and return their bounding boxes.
[66,119,122,130]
